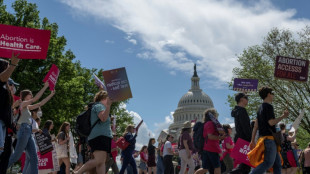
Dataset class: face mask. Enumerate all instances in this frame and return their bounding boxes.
[13,86,16,94]
[37,111,43,117]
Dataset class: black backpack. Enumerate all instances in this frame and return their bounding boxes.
[193,122,207,154]
[76,102,100,138]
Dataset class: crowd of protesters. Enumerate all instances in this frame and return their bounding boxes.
[1,54,310,174]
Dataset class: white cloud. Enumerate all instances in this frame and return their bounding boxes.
[117,103,155,150]
[60,0,310,86]
[154,112,174,139]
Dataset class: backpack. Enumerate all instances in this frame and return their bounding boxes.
[76,102,100,138]
[193,121,207,154]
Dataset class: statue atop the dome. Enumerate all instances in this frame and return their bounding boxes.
[193,64,198,77]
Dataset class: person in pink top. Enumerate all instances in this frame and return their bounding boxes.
[105,133,119,173]
[138,146,148,174]
[195,108,226,174]
[222,124,234,174]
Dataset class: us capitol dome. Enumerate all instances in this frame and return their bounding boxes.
[168,64,214,139]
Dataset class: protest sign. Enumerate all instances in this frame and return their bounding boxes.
[93,73,107,90]
[35,132,53,155]
[0,24,51,59]
[43,64,60,91]
[233,78,258,92]
[102,67,132,101]
[230,138,254,167]
[21,151,53,170]
[274,56,309,82]
[289,109,305,133]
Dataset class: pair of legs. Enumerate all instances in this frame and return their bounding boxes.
[250,139,282,174]
[179,149,195,174]
[195,151,220,174]
[148,166,156,174]
[105,155,119,174]
[222,154,233,174]
[120,151,138,174]
[53,157,70,174]
[8,123,38,174]
[74,150,107,174]
[163,155,174,174]
[156,155,164,174]
[0,131,12,173]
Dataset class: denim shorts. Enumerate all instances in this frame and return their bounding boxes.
[202,150,220,170]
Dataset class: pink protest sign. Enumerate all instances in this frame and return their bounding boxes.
[21,151,54,170]
[230,138,254,167]
[43,64,60,91]
[0,24,51,59]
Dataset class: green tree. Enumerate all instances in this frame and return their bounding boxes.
[228,27,310,148]
[0,0,133,136]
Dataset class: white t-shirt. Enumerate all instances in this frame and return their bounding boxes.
[31,118,38,137]
[163,141,172,157]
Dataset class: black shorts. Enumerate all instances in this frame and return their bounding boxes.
[88,135,112,153]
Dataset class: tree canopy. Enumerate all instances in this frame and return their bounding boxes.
[228,27,310,148]
[0,0,133,137]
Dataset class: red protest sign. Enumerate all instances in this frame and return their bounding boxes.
[21,151,54,170]
[43,64,60,91]
[274,56,309,82]
[230,138,254,167]
[0,24,51,59]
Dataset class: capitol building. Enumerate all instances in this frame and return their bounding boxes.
[167,65,214,139]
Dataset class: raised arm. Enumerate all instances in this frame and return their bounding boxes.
[97,97,112,122]
[268,110,289,126]
[28,90,55,111]
[0,53,20,82]
[21,82,49,108]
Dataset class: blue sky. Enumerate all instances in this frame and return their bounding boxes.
[5,0,310,147]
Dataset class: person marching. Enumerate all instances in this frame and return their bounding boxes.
[119,125,139,174]
[74,90,113,174]
[249,87,288,174]
[178,121,195,174]
[8,82,55,174]
[147,138,157,174]
[55,122,71,174]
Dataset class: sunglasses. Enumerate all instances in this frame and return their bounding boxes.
[270,92,274,95]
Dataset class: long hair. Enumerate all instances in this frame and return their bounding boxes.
[57,122,70,138]
[140,145,147,154]
[148,138,155,147]
[203,108,217,123]
[43,120,53,131]
[123,125,135,137]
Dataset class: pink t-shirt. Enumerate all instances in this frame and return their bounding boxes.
[203,121,221,153]
[222,136,234,154]
[111,139,118,161]
[140,151,148,162]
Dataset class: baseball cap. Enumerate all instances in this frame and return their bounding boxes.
[8,78,19,86]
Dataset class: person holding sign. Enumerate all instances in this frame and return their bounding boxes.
[8,82,55,174]
[74,90,113,174]
[119,124,140,174]
[249,87,289,174]
[0,54,19,154]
